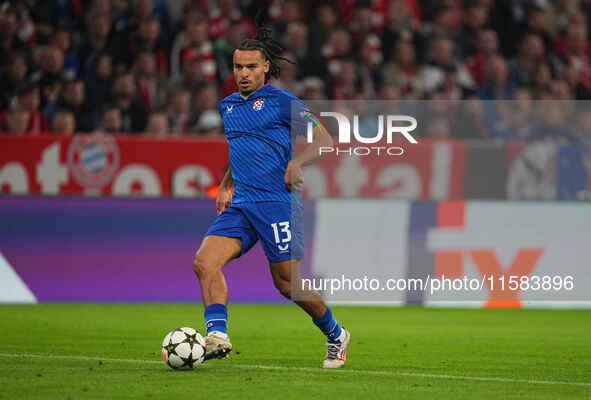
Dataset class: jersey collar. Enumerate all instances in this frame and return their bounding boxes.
[239,83,270,100]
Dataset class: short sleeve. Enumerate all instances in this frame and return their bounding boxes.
[279,93,310,136]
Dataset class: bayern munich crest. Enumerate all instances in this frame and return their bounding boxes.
[67,133,120,189]
[252,98,264,111]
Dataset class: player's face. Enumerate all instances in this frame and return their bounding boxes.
[233,50,269,96]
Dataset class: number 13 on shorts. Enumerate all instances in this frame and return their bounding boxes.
[271,222,291,249]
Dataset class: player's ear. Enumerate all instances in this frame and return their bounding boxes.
[263,60,270,74]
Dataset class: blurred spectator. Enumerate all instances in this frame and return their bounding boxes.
[0,5,30,69]
[112,73,147,133]
[458,4,489,58]
[453,96,490,139]
[562,61,591,99]
[532,63,553,98]
[0,52,28,109]
[331,59,360,100]
[167,88,192,135]
[358,36,382,98]
[381,38,422,99]
[270,52,301,97]
[215,20,249,80]
[323,28,353,78]
[381,0,420,63]
[127,16,167,75]
[284,22,319,79]
[308,5,337,62]
[112,0,132,34]
[134,50,168,113]
[437,65,474,100]
[66,80,92,127]
[465,29,500,86]
[195,109,222,136]
[146,112,169,137]
[509,33,546,89]
[207,0,254,41]
[170,13,216,83]
[85,53,114,111]
[492,89,534,140]
[98,105,122,134]
[169,50,207,92]
[1,109,29,134]
[420,37,474,94]
[524,7,553,55]
[35,45,65,109]
[377,84,400,101]
[531,101,573,140]
[79,10,115,75]
[478,55,516,100]
[301,77,326,100]
[51,110,75,134]
[13,84,48,133]
[52,30,78,79]
[193,83,219,119]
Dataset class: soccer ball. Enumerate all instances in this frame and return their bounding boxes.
[161,327,206,370]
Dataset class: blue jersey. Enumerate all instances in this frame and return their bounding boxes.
[219,83,308,203]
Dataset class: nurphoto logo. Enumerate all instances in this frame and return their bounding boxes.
[304,111,418,156]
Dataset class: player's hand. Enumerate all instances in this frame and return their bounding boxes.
[216,188,232,215]
[285,161,304,192]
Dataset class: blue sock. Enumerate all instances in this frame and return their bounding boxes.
[204,303,228,335]
[313,307,343,343]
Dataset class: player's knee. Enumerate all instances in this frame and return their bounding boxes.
[193,251,215,279]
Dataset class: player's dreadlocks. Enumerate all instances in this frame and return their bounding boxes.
[236,11,294,79]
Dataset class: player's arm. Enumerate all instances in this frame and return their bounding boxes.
[216,165,233,215]
[285,124,333,191]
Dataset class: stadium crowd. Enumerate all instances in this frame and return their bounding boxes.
[1,0,591,140]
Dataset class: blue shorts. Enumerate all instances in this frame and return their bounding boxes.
[205,201,304,262]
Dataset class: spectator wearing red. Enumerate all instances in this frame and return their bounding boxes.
[170,13,216,83]
[134,50,168,114]
[207,0,255,41]
[465,29,500,86]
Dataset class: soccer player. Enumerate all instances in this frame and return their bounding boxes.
[193,25,351,368]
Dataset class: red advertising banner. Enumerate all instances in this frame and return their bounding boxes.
[0,135,464,199]
[298,139,465,199]
[0,135,230,197]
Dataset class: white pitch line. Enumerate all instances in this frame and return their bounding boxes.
[0,353,589,388]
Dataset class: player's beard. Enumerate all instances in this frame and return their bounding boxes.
[238,77,264,96]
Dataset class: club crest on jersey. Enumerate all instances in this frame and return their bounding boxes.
[252,98,264,111]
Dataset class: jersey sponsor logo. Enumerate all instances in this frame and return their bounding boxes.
[252,98,264,111]
[226,105,233,113]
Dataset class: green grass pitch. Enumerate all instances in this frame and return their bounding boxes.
[0,304,590,399]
